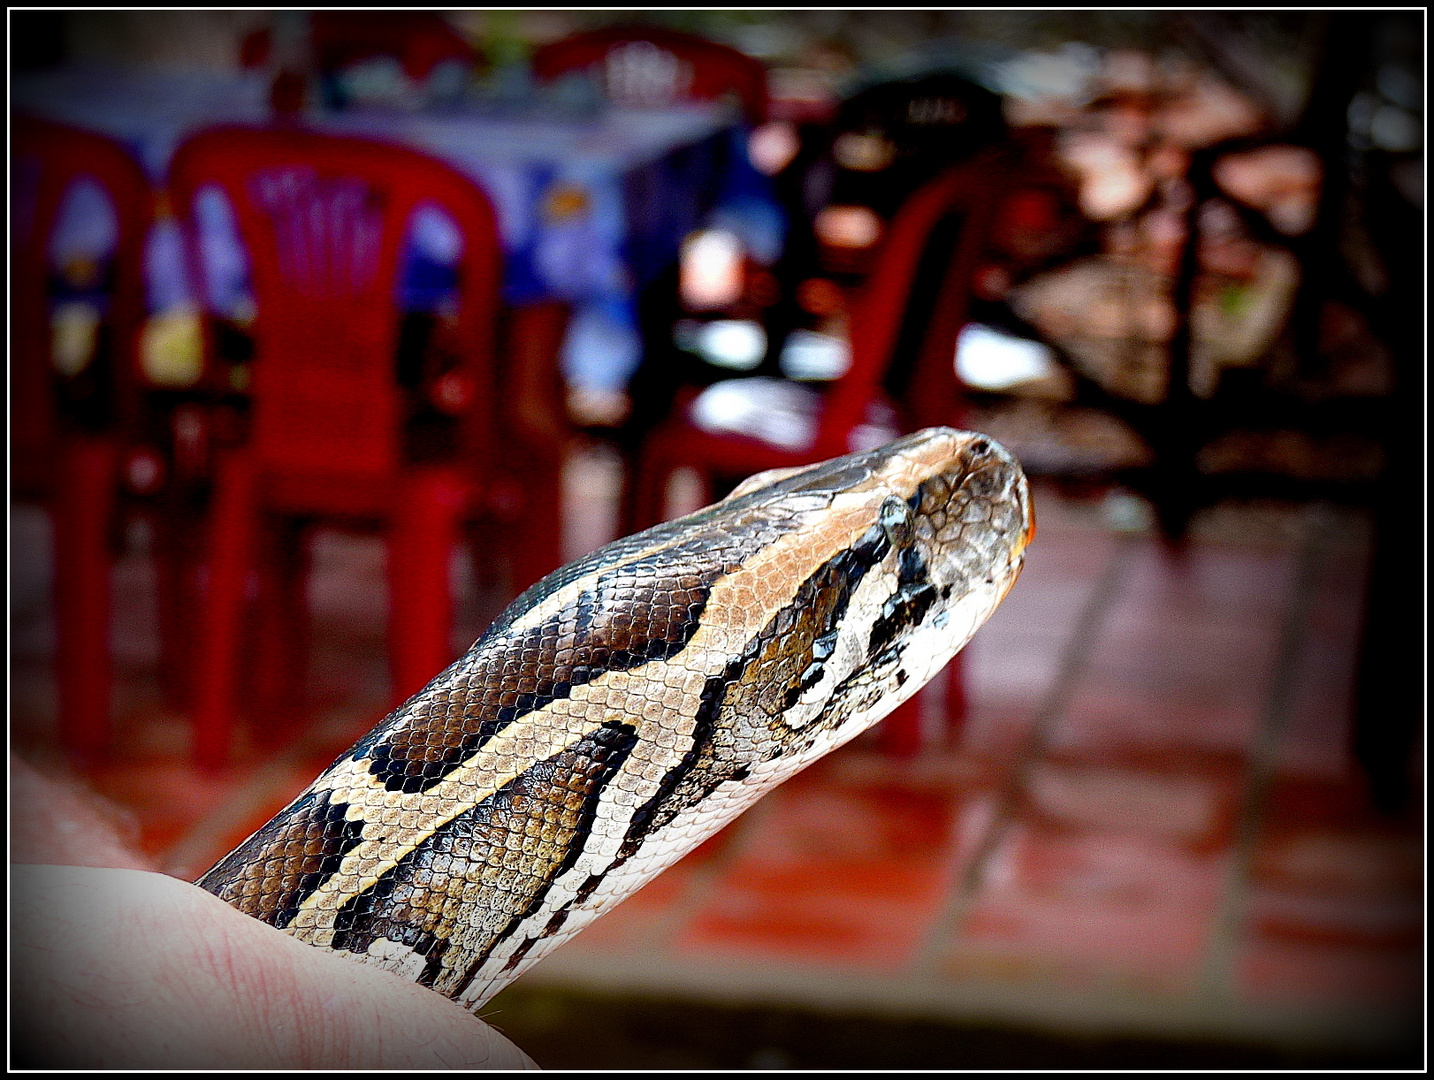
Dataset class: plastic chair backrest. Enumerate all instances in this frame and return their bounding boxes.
[814,146,1015,458]
[11,115,152,489]
[532,24,767,124]
[820,73,1008,225]
[167,126,502,484]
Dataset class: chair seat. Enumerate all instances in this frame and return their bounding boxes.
[651,378,904,489]
[687,377,901,461]
[258,465,471,522]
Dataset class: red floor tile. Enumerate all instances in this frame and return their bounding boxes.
[1269,636,1366,782]
[681,888,943,970]
[944,811,1229,995]
[1111,545,1299,614]
[83,759,255,859]
[9,476,1407,1054]
[1084,617,1282,679]
[963,633,1069,703]
[1052,680,1266,755]
[1235,938,1423,1010]
[982,819,1230,910]
[676,773,975,969]
[949,891,1213,995]
[956,705,1041,766]
[1243,810,1423,953]
[1259,773,1419,836]
[1244,886,1422,949]
[1251,819,1422,894]
[1017,753,1245,851]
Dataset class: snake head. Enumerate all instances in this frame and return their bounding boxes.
[694,426,1034,763]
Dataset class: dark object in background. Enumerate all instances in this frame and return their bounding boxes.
[10,10,68,71]
[626,145,1019,533]
[487,983,1422,1070]
[1339,12,1424,813]
[309,11,478,109]
[615,66,1088,541]
[808,71,1008,223]
[628,70,1013,412]
[759,71,1013,390]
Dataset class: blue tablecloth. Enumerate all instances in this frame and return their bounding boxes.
[14,65,784,394]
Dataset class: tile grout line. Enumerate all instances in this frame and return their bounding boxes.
[911,528,1138,973]
[1195,502,1338,1004]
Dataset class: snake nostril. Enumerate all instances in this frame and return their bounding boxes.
[969,439,990,456]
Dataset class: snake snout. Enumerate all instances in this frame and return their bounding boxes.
[908,433,1033,573]
[971,436,1033,553]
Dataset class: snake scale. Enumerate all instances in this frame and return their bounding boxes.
[197,426,1034,1012]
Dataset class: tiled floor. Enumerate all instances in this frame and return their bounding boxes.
[9,443,1424,1068]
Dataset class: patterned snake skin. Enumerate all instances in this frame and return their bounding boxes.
[197,427,1034,1011]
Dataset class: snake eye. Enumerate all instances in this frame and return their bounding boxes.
[879,495,913,547]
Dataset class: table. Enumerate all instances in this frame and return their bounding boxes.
[13,64,784,396]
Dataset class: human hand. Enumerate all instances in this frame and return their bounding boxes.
[9,761,536,1069]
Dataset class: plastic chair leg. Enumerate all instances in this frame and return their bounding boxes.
[153,491,205,713]
[626,437,675,534]
[388,469,465,706]
[495,301,569,590]
[193,451,257,769]
[251,516,309,745]
[878,694,924,757]
[878,649,969,758]
[943,649,968,744]
[507,453,565,594]
[52,436,119,762]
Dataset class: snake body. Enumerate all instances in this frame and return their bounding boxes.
[197,427,1033,1011]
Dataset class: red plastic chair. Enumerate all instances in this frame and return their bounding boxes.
[168,125,547,767]
[11,116,152,499]
[532,24,768,125]
[11,115,161,761]
[628,146,1018,754]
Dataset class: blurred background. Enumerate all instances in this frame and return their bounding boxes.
[9,8,1423,1069]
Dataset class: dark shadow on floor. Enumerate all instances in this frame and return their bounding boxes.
[483,984,1423,1070]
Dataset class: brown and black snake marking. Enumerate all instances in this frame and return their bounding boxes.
[198,427,1034,1011]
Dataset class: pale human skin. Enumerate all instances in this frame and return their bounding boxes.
[9,756,538,1070]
